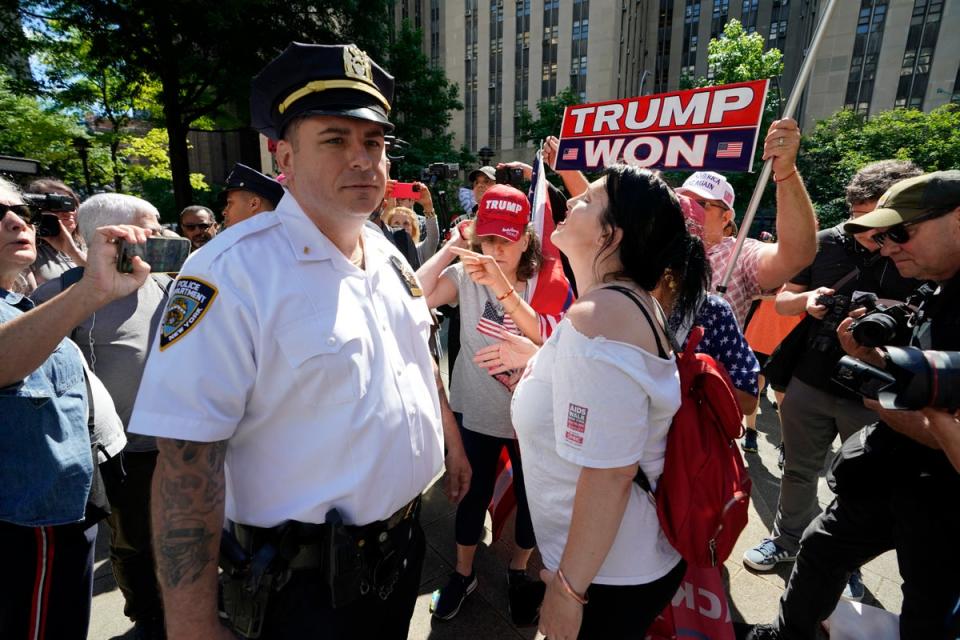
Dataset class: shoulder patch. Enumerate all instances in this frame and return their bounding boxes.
[159,277,218,351]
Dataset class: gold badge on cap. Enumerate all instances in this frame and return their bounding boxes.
[343,45,373,83]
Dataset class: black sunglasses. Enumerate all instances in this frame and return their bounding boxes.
[872,209,951,248]
[182,222,214,231]
[0,203,33,222]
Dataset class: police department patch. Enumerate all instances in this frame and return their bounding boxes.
[159,277,218,350]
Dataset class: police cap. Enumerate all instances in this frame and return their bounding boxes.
[251,42,395,140]
[223,163,284,207]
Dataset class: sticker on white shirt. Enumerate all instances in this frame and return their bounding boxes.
[565,403,588,446]
[160,277,218,350]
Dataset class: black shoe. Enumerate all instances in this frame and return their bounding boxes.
[744,623,782,640]
[507,569,545,627]
[430,571,478,620]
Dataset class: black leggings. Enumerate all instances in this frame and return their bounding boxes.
[454,415,536,550]
[578,559,687,639]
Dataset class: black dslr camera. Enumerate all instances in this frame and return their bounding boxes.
[495,166,524,187]
[848,296,914,348]
[832,348,960,411]
[24,193,76,238]
[810,293,855,352]
[421,162,460,183]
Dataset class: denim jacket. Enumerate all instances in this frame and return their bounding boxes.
[0,289,92,526]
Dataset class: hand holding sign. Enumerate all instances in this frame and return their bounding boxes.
[762,118,802,177]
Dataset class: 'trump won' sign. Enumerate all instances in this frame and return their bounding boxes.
[554,79,768,173]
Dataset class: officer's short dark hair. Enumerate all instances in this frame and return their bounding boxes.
[846,160,924,207]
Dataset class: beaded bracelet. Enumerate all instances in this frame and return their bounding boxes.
[497,287,515,302]
[556,568,589,605]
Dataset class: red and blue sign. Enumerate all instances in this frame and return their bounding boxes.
[554,79,769,173]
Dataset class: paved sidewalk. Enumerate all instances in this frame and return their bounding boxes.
[88,392,902,639]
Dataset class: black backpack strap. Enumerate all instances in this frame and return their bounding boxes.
[602,285,668,359]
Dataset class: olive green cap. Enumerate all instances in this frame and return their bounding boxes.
[844,170,960,234]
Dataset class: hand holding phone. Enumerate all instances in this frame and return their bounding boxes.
[117,237,191,274]
[392,182,422,201]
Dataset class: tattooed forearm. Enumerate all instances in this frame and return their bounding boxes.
[158,520,215,586]
[152,438,227,590]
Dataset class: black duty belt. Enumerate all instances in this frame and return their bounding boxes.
[231,495,421,571]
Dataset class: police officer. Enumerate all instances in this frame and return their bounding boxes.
[129,42,470,640]
[221,163,284,228]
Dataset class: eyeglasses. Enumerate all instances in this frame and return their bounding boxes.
[872,209,950,248]
[182,223,214,232]
[1,204,32,222]
[692,198,729,212]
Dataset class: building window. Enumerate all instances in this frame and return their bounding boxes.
[465,0,479,151]
[741,0,759,33]
[655,0,675,93]
[844,0,888,115]
[895,0,944,109]
[768,0,789,49]
[514,0,531,146]
[429,0,441,68]
[952,63,960,105]
[711,0,729,39]
[488,0,504,150]
[570,0,589,100]
[541,0,560,97]
[681,1,701,80]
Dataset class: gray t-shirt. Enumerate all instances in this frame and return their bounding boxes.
[31,239,77,286]
[33,273,171,452]
[441,263,526,439]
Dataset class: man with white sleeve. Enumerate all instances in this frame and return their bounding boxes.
[129,42,470,640]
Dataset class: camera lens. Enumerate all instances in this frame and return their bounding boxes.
[851,314,898,348]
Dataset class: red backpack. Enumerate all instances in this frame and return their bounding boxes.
[608,287,752,568]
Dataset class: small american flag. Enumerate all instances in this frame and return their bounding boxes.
[716,141,743,158]
[476,300,518,339]
[562,147,579,161]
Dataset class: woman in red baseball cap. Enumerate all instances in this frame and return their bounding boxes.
[416,184,546,622]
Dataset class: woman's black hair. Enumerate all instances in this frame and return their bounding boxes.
[598,164,710,324]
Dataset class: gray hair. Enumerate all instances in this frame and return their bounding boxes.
[0,176,23,204]
[78,193,160,246]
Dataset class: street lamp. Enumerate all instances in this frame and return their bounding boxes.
[72,137,92,194]
[478,146,494,167]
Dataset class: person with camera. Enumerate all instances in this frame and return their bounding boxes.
[127,43,468,640]
[742,161,923,599]
[0,176,150,639]
[31,193,170,639]
[26,178,87,288]
[747,170,960,640]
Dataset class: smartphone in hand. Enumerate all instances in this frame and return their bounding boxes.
[392,182,422,201]
[117,237,191,274]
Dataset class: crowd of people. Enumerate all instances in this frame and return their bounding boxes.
[2,40,959,640]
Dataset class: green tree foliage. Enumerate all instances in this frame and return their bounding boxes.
[19,0,392,209]
[798,104,960,228]
[385,20,464,180]
[120,127,211,221]
[37,27,153,192]
[673,19,784,220]
[515,87,581,145]
[0,73,110,188]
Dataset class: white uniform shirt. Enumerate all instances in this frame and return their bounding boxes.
[129,193,444,527]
